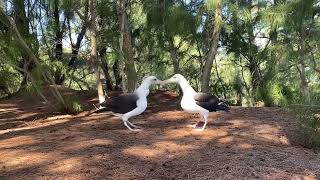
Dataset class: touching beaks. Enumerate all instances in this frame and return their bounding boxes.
[156,79,163,84]
[160,79,168,85]
[162,78,174,84]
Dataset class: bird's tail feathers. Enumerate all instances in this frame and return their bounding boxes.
[216,101,230,112]
[92,106,109,113]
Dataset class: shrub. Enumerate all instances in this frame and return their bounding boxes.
[289,95,320,149]
[57,96,83,115]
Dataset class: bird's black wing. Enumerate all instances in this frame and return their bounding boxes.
[100,93,139,114]
[194,93,220,112]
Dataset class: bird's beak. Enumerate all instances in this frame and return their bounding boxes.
[162,78,174,84]
[156,79,163,85]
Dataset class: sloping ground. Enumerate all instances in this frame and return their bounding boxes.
[0,89,319,179]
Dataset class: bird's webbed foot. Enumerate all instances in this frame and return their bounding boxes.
[123,120,142,131]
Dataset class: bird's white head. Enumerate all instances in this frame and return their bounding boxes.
[163,74,186,84]
[142,76,163,85]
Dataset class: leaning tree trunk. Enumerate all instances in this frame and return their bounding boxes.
[90,0,105,104]
[13,0,35,89]
[201,0,222,93]
[117,0,137,93]
[1,10,66,107]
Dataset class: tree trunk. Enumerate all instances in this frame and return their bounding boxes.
[298,28,309,97]
[99,48,113,91]
[53,1,66,85]
[201,0,222,93]
[13,0,34,88]
[90,0,105,104]
[236,92,242,106]
[297,64,309,97]
[59,1,89,84]
[168,37,183,95]
[53,1,63,61]
[113,58,122,90]
[117,0,137,92]
[169,38,179,74]
[1,10,66,107]
[247,0,262,101]
[249,61,262,94]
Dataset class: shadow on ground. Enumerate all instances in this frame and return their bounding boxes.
[0,89,319,179]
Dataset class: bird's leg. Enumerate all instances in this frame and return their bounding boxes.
[191,114,204,128]
[126,120,142,129]
[122,117,142,131]
[194,114,208,131]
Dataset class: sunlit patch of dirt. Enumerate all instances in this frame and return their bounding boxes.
[218,136,234,144]
[1,150,49,169]
[62,139,113,151]
[48,157,83,173]
[0,135,38,148]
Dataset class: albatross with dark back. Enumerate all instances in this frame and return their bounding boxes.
[94,76,162,131]
[100,94,139,114]
[194,93,230,112]
[163,74,230,131]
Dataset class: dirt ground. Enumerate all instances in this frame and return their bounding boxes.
[0,88,320,180]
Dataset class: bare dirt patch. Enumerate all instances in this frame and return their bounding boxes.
[0,89,319,179]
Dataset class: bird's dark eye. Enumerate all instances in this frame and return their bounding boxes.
[153,78,157,81]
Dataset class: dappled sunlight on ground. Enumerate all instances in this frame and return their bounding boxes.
[1,150,50,169]
[62,138,113,151]
[123,141,195,159]
[48,157,83,173]
[0,91,320,179]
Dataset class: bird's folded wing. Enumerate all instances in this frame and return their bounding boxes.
[193,93,219,103]
[101,93,139,114]
[194,93,219,111]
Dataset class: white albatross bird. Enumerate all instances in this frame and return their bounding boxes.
[95,76,162,131]
[163,74,230,131]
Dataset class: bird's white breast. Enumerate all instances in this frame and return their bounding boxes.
[181,93,202,113]
[181,94,208,114]
[136,97,147,114]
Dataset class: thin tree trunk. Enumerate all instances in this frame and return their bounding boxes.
[214,55,227,99]
[168,37,183,94]
[297,64,309,97]
[13,0,34,89]
[169,38,179,74]
[297,28,309,97]
[247,0,262,101]
[59,0,89,84]
[117,0,137,92]
[99,48,113,91]
[201,0,222,93]
[113,58,122,90]
[53,1,67,85]
[90,0,105,104]
[53,1,63,61]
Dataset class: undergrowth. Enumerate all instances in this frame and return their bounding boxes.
[57,96,83,115]
[289,96,320,149]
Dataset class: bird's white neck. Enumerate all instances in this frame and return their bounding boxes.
[134,81,150,98]
[178,78,196,96]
